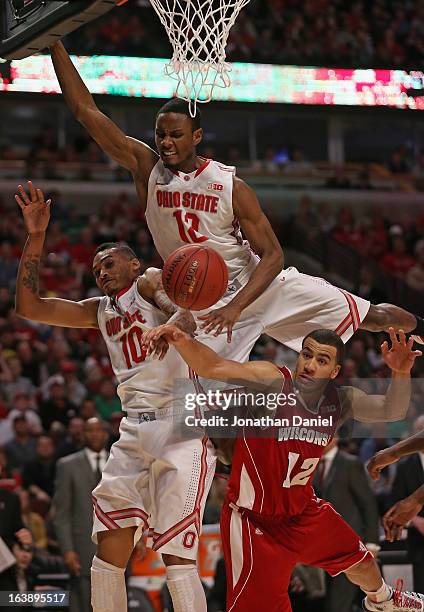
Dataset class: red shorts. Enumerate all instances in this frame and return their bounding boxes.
[221,497,372,612]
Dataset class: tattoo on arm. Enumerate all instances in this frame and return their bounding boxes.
[22,255,40,295]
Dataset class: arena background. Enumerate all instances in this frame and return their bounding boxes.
[0,1,424,610]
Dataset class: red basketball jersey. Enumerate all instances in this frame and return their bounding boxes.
[227,367,344,518]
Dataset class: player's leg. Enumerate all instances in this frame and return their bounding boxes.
[302,499,424,611]
[90,417,152,612]
[360,303,424,342]
[221,502,293,611]
[91,527,136,612]
[345,555,424,611]
[161,553,206,612]
[150,434,216,612]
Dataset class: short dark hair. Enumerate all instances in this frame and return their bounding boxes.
[156,98,202,130]
[302,329,345,366]
[94,242,138,260]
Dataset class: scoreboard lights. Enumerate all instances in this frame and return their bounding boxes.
[1,55,424,110]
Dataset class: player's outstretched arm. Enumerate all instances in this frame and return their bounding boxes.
[199,177,284,342]
[367,428,424,481]
[50,41,158,185]
[344,328,421,423]
[15,182,99,329]
[142,323,281,383]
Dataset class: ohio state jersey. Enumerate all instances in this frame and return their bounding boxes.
[145,158,256,283]
[97,279,187,413]
[227,368,344,518]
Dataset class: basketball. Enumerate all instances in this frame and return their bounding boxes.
[162,245,228,310]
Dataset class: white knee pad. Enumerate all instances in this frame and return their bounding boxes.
[166,564,206,612]
[91,555,127,612]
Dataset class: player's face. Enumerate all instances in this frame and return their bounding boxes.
[92,249,140,297]
[295,338,341,391]
[155,112,202,169]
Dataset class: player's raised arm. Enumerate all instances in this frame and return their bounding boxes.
[343,328,421,424]
[15,182,99,329]
[199,177,284,341]
[142,323,281,383]
[50,41,158,183]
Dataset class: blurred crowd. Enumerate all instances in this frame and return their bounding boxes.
[290,195,424,292]
[2,128,424,193]
[64,0,424,69]
[0,189,423,609]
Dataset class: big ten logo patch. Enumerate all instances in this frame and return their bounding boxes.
[207,182,223,191]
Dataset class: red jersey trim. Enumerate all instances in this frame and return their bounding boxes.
[116,285,132,300]
[194,158,211,177]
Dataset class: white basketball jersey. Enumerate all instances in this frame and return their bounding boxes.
[145,159,256,283]
[97,279,187,413]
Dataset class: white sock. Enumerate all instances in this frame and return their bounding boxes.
[166,564,206,612]
[91,555,127,612]
[363,580,392,603]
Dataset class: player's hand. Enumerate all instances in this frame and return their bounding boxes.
[198,303,242,343]
[381,328,422,374]
[367,447,399,481]
[142,324,188,354]
[64,551,81,576]
[383,496,423,542]
[15,181,51,234]
[139,326,170,360]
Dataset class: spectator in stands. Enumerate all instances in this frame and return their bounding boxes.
[0,488,33,549]
[55,417,85,460]
[0,537,66,612]
[22,435,56,508]
[39,379,75,432]
[79,398,98,421]
[390,414,424,593]
[407,240,424,291]
[313,436,380,612]
[18,488,48,551]
[0,357,35,405]
[94,379,121,421]
[53,418,109,612]
[380,234,415,277]
[4,416,37,473]
[59,361,87,408]
[7,393,42,436]
[16,340,45,388]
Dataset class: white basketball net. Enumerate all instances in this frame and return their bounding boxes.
[149,0,251,116]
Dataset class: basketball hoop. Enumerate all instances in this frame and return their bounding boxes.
[149,0,250,116]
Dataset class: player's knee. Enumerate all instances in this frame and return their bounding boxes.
[363,303,392,331]
[97,528,136,568]
[162,553,196,567]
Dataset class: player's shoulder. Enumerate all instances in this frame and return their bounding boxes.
[211,158,236,175]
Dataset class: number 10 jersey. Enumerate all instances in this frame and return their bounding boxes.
[97,279,188,414]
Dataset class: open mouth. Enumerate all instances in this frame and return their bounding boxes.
[162,151,177,159]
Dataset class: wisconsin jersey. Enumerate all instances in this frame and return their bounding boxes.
[227,368,344,518]
[97,279,187,413]
[145,158,256,283]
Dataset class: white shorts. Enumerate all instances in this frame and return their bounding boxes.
[92,413,216,560]
[195,266,370,360]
